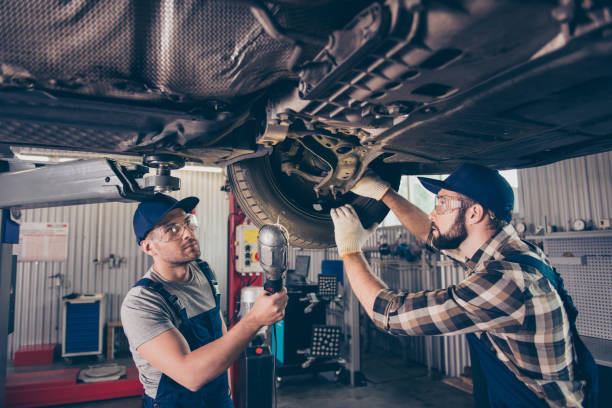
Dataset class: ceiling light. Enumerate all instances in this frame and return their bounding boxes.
[181,165,223,173]
[15,153,50,162]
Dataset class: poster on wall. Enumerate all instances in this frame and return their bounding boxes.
[13,222,69,262]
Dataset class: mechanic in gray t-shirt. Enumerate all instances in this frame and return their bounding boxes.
[121,194,287,407]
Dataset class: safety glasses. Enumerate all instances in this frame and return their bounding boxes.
[434,195,470,215]
[150,213,199,242]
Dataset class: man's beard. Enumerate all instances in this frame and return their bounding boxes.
[432,208,468,250]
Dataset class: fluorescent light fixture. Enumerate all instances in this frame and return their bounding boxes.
[58,157,78,162]
[15,153,50,162]
[181,165,223,173]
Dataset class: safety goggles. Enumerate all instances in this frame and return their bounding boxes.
[150,213,199,242]
[434,195,470,215]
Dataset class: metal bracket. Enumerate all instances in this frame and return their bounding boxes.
[291,133,378,198]
[256,122,289,147]
[298,1,391,100]
[243,0,327,48]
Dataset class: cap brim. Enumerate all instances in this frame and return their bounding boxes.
[418,177,448,195]
[171,196,199,215]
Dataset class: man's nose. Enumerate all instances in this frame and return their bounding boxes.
[181,225,196,239]
[428,210,436,222]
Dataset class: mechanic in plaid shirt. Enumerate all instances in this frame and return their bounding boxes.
[331,164,595,408]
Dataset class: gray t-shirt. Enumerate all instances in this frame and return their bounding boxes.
[120,262,217,398]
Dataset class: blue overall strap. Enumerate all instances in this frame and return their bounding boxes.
[197,260,220,309]
[134,278,184,316]
[135,262,218,312]
[504,253,599,408]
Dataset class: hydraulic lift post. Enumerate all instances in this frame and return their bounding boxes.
[0,209,15,407]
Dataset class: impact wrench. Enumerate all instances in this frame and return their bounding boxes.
[257,223,288,293]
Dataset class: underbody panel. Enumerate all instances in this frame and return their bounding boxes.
[1,0,611,172]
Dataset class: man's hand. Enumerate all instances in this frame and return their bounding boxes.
[330,204,378,258]
[350,171,391,201]
[248,288,288,326]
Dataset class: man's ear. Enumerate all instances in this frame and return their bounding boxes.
[140,239,156,256]
[466,204,487,225]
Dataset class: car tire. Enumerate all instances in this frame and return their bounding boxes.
[228,155,401,248]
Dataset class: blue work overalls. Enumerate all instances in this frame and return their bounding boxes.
[467,252,599,408]
[134,261,233,408]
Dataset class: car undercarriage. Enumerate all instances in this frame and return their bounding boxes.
[2,0,612,246]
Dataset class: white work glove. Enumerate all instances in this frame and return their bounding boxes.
[330,204,378,258]
[350,171,391,201]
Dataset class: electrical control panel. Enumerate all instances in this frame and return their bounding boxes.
[235,223,263,274]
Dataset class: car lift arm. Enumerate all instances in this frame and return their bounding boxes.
[0,158,154,209]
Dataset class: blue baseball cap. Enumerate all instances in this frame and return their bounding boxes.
[418,163,514,222]
[133,194,199,245]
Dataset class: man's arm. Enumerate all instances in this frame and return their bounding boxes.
[370,265,526,336]
[137,289,287,392]
[381,189,431,243]
[342,252,526,336]
[350,173,431,242]
[340,252,386,320]
[329,205,386,318]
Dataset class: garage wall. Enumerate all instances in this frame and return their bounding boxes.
[8,169,228,360]
[517,151,612,345]
[517,151,612,231]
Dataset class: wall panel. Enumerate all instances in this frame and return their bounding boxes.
[518,151,612,231]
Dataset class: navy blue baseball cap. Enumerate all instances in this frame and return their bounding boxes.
[133,194,199,245]
[418,163,514,222]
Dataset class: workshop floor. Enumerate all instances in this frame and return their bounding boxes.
[275,352,473,408]
[51,351,473,408]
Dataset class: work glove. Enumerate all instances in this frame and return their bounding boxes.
[350,171,391,201]
[330,204,378,258]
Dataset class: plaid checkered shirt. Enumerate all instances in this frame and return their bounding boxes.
[371,224,586,407]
